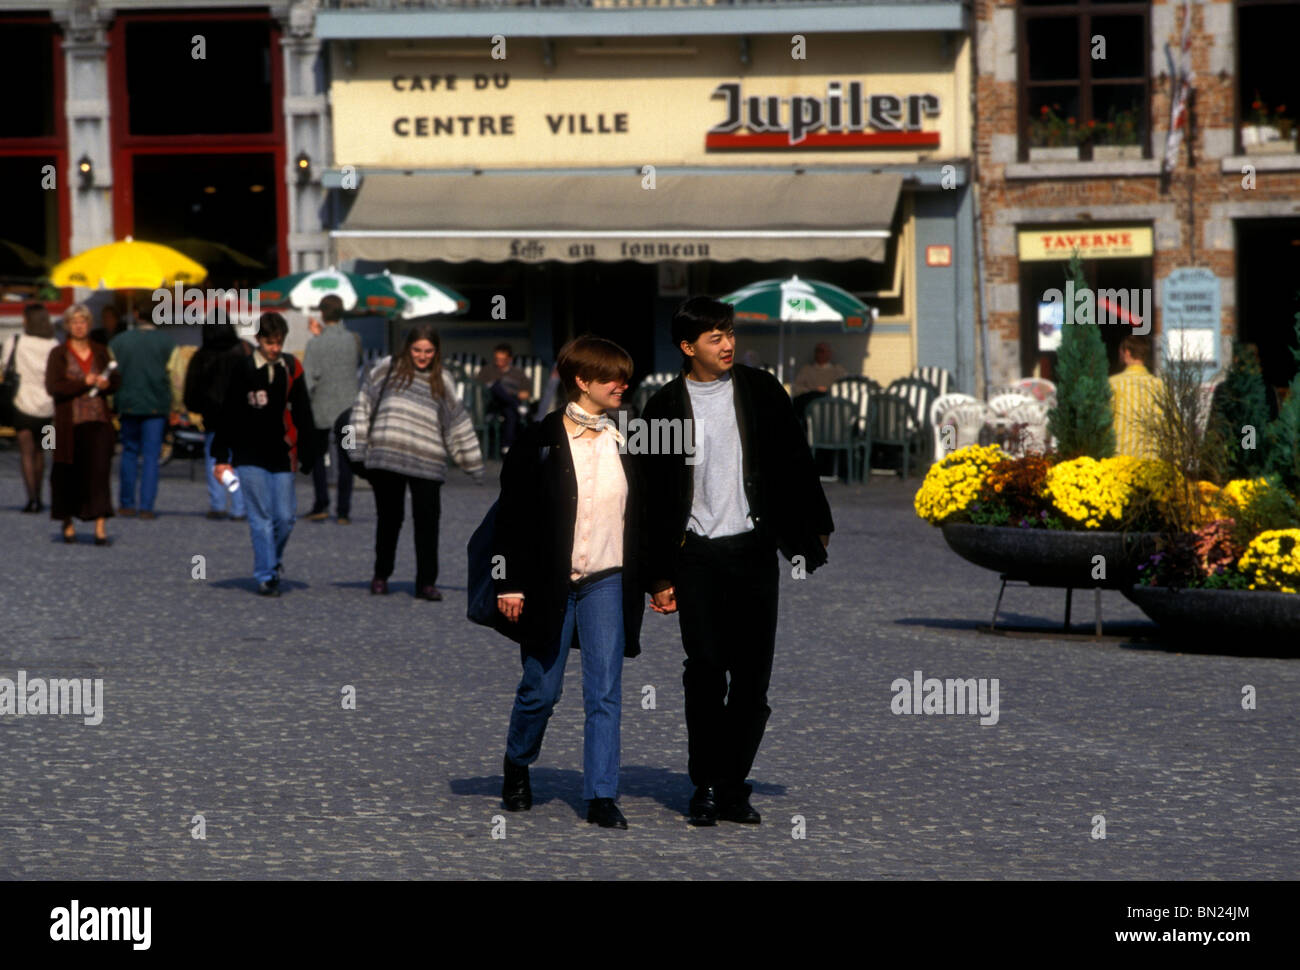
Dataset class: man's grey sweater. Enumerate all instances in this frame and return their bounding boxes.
[303,323,361,429]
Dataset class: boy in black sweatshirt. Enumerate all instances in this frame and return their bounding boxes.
[211,313,318,596]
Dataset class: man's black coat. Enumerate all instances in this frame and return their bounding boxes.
[640,364,834,588]
[491,409,648,658]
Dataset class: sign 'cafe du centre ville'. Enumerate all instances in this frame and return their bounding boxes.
[328,35,968,265]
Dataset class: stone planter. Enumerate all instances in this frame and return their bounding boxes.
[1028,146,1080,162]
[1092,145,1143,161]
[1122,586,1300,650]
[941,522,1160,590]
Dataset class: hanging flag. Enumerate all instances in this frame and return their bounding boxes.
[1163,1,1193,173]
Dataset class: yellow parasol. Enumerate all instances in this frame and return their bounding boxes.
[50,235,207,290]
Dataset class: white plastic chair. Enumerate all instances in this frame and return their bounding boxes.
[934,401,995,461]
[1000,400,1051,455]
[988,391,1037,418]
[929,392,978,459]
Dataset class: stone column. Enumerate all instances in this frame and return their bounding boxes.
[280,0,330,273]
[53,0,115,254]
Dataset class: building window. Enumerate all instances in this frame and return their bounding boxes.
[0,19,66,305]
[0,23,57,139]
[1017,0,1151,162]
[124,20,274,136]
[1237,0,1300,155]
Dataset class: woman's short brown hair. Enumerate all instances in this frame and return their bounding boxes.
[557,335,633,402]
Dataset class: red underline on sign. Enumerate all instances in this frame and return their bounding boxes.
[705,131,941,150]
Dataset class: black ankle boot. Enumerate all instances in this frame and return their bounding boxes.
[502,756,532,811]
[718,782,761,824]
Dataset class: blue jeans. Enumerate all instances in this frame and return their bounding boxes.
[118,415,165,512]
[204,431,246,517]
[505,572,624,800]
[237,465,297,584]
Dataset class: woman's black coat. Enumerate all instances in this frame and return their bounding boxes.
[491,409,648,658]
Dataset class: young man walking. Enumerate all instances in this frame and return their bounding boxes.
[641,297,834,826]
[211,313,319,596]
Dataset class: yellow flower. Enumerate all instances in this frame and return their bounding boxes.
[914,444,1008,524]
[1238,529,1300,593]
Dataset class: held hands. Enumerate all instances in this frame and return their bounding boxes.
[498,595,523,623]
[649,587,677,614]
[212,463,234,484]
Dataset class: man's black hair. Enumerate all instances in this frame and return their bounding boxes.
[671,297,734,353]
[493,343,513,357]
[257,312,289,341]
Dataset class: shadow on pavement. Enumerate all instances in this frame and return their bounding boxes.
[451,766,786,821]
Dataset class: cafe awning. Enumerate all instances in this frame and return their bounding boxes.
[332,171,902,264]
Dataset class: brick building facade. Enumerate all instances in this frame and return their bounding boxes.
[973,0,1300,394]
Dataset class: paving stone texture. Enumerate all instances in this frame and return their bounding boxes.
[0,446,1294,879]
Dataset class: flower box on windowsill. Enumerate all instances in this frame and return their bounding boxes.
[1027,146,1080,162]
[1092,145,1144,161]
[1241,125,1297,155]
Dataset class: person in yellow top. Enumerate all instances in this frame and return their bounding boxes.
[1109,335,1163,459]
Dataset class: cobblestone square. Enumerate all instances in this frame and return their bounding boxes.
[0,451,1295,879]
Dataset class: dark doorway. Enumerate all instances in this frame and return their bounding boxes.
[1019,255,1153,379]
[558,262,657,378]
[131,153,277,291]
[1236,218,1300,392]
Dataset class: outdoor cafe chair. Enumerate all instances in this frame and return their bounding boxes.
[828,376,882,436]
[805,396,862,484]
[988,390,1037,418]
[928,392,978,459]
[870,392,925,479]
[998,400,1051,456]
[885,376,939,462]
[912,365,955,397]
[934,401,995,462]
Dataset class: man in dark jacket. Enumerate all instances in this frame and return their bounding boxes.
[109,308,176,518]
[184,322,253,520]
[641,296,833,827]
[211,313,319,596]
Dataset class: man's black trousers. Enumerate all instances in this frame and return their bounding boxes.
[675,529,780,789]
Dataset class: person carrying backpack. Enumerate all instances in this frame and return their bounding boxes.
[184,322,253,520]
[210,313,319,597]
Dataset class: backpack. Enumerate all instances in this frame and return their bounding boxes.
[466,499,501,628]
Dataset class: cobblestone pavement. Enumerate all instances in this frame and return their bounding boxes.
[0,445,1295,879]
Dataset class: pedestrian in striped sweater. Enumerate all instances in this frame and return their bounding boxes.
[349,324,485,601]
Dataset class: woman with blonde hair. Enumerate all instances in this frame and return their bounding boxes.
[348,323,484,600]
[45,304,121,545]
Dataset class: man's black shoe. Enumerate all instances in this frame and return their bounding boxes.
[257,579,280,597]
[501,756,531,811]
[718,782,761,824]
[586,798,628,829]
[688,785,719,827]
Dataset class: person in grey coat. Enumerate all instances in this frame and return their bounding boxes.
[304,295,361,523]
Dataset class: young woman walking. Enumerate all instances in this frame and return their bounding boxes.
[494,335,648,829]
[349,324,484,600]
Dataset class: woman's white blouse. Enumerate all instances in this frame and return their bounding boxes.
[565,422,627,582]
